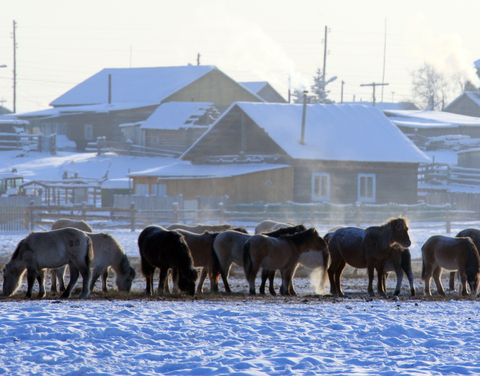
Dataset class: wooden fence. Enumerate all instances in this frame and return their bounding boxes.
[21,200,475,234]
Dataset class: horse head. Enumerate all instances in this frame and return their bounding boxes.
[391,218,411,248]
[307,228,328,252]
[178,268,198,296]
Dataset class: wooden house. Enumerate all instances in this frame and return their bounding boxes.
[444,91,480,119]
[130,103,430,204]
[240,82,287,103]
[7,65,263,151]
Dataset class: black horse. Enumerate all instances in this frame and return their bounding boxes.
[138,225,198,296]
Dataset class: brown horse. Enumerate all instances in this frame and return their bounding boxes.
[138,225,198,296]
[448,228,480,290]
[213,225,307,293]
[166,223,234,233]
[243,228,328,295]
[168,229,220,294]
[3,228,93,299]
[382,244,416,296]
[327,217,411,297]
[421,235,480,296]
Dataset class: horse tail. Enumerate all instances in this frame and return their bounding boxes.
[317,247,331,294]
[243,240,253,281]
[421,255,425,283]
[85,236,94,268]
[211,239,222,279]
[323,232,333,244]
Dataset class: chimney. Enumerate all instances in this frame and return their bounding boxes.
[108,74,112,104]
[300,90,308,145]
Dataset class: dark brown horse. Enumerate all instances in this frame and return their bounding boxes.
[382,244,415,296]
[327,217,411,297]
[138,225,198,296]
[243,228,328,295]
[449,229,480,290]
[421,235,480,296]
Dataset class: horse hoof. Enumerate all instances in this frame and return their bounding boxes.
[411,289,416,297]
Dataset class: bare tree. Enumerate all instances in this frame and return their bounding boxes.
[410,63,452,110]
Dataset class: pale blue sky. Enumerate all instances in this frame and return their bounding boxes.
[1,0,479,113]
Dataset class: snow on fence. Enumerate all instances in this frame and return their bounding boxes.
[18,199,478,234]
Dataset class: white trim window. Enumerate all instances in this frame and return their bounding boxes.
[312,173,330,201]
[358,173,376,202]
[85,125,93,140]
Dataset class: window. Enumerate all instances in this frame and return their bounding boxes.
[312,173,330,201]
[135,184,149,195]
[85,125,93,140]
[358,174,376,202]
[151,184,167,195]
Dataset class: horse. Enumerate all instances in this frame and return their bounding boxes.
[51,218,93,232]
[421,235,480,296]
[255,220,293,234]
[50,218,94,292]
[448,228,480,290]
[382,244,416,296]
[166,223,234,233]
[327,217,411,297]
[213,224,307,293]
[243,228,328,295]
[163,229,220,294]
[53,233,136,293]
[3,228,93,299]
[138,225,198,296]
[258,223,330,296]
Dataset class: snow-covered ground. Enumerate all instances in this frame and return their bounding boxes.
[2,223,480,375]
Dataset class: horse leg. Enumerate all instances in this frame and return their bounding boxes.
[281,269,296,296]
[457,268,468,296]
[26,268,37,298]
[210,268,220,293]
[268,270,276,296]
[37,269,47,299]
[432,267,445,296]
[50,269,58,293]
[247,263,262,295]
[158,268,170,295]
[170,269,179,294]
[367,266,376,297]
[57,266,67,292]
[376,265,387,298]
[90,265,104,293]
[449,271,456,291]
[259,269,268,295]
[334,260,347,297]
[61,263,80,299]
[197,268,208,294]
[393,266,403,296]
[220,263,232,294]
[101,267,109,293]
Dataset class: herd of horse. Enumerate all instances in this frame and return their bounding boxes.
[2,217,480,299]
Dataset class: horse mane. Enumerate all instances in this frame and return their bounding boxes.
[279,228,318,245]
[232,227,248,234]
[463,238,480,282]
[264,224,306,237]
[365,217,406,251]
[170,230,195,270]
[11,239,25,260]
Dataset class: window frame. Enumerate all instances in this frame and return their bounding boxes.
[357,173,376,202]
[311,172,330,202]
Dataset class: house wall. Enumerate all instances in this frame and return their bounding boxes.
[293,160,419,204]
[144,128,207,152]
[164,70,263,111]
[133,166,294,204]
[444,96,480,118]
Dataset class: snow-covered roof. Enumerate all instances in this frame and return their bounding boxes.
[140,102,215,130]
[343,102,419,111]
[445,91,480,111]
[239,82,268,94]
[128,162,290,179]
[0,118,28,126]
[50,65,217,107]
[196,103,429,164]
[385,109,480,128]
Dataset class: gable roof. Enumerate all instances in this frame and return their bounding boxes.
[384,109,480,129]
[240,81,287,103]
[444,91,480,112]
[183,102,430,164]
[344,101,419,111]
[50,65,217,107]
[140,102,217,130]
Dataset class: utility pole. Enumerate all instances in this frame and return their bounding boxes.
[12,20,17,113]
[197,53,201,66]
[323,26,328,84]
[381,18,387,102]
[341,80,345,104]
[360,82,389,107]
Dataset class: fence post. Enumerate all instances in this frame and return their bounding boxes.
[445,203,451,234]
[173,202,179,224]
[264,204,269,220]
[355,202,361,227]
[81,202,87,221]
[310,204,315,227]
[28,200,35,231]
[218,202,224,224]
[130,202,136,232]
